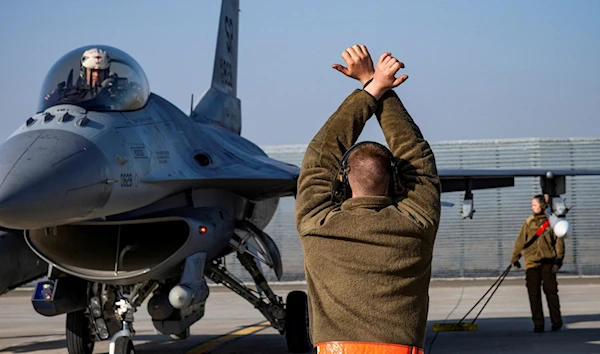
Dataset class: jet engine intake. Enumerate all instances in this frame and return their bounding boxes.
[25,210,235,284]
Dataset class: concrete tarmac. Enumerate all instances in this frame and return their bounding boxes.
[0,278,599,354]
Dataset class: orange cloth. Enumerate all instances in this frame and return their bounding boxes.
[315,341,424,354]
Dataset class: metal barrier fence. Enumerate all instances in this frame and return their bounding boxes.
[223,138,600,281]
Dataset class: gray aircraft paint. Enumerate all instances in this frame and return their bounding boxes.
[0,0,294,292]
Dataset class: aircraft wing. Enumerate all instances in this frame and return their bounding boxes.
[144,177,298,200]
[142,157,300,201]
[438,169,600,193]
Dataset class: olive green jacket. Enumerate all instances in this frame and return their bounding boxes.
[510,214,565,270]
[295,89,441,348]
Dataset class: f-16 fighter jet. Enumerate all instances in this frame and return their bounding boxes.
[0,1,310,353]
[0,1,597,354]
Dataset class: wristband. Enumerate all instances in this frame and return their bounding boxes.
[363,78,373,89]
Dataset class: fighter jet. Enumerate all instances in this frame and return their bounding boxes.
[0,1,598,354]
[0,1,311,353]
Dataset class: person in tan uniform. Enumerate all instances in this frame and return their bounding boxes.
[295,45,441,353]
[511,194,564,333]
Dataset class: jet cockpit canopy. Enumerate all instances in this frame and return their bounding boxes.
[37,45,150,113]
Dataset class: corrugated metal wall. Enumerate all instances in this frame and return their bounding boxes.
[223,138,600,281]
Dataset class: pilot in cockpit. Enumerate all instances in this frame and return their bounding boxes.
[44,48,126,107]
[40,45,148,112]
[79,48,113,90]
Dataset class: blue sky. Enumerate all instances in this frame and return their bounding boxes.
[0,0,598,146]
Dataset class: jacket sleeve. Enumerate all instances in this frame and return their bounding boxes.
[375,90,441,230]
[510,221,527,264]
[555,235,565,268]
[295,90,378,236]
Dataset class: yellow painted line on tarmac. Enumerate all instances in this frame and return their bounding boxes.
[187,321,271,354]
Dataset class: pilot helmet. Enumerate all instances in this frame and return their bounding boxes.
[80,48,111,88]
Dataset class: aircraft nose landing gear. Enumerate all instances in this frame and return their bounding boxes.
[109,322,135,354]
[109,299,136,354]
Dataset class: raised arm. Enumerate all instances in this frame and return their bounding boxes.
[295,90,378,235]
[295,45,379,235]
[365,53,440,228]
[376,90,440,228]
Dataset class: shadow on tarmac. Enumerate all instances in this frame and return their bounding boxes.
[1,314,598,353]
[424,313,600,354]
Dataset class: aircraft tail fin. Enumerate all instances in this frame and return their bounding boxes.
[192,0,241,135]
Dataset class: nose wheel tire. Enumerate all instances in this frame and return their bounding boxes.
[66,309,95,354]
[114,337,136,354]
[285,291,311,353]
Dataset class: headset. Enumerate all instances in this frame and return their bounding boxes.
[330,141,402,205]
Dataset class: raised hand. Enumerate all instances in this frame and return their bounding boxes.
[365,53,409,100]
[332,44,374,86]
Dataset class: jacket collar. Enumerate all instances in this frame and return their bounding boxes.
[341,196,393,211]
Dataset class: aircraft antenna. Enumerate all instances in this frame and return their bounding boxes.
[190,94,195,117]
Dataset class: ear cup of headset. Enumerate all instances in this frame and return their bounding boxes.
[331,173,346,203]
[391,160,403,196]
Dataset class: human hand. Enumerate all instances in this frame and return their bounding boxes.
[552,265,559,273]
[512,261,521,269]
[364,53,409,100]
[332,44,374,86]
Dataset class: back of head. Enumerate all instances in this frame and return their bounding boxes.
[347,143,392,197]
[533,194,548,209]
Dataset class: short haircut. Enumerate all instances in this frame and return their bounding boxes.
[346,143,392,196]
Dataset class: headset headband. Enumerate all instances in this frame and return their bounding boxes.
[331,141,399,205]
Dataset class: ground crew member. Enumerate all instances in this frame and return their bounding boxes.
[295,45,441,353]
[511,194,564,333]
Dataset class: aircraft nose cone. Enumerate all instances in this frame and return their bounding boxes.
[0,130,112,229]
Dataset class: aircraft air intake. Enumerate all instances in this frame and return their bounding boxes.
[25,211,235,285]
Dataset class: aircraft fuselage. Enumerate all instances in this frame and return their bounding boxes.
[0,93,291,285]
